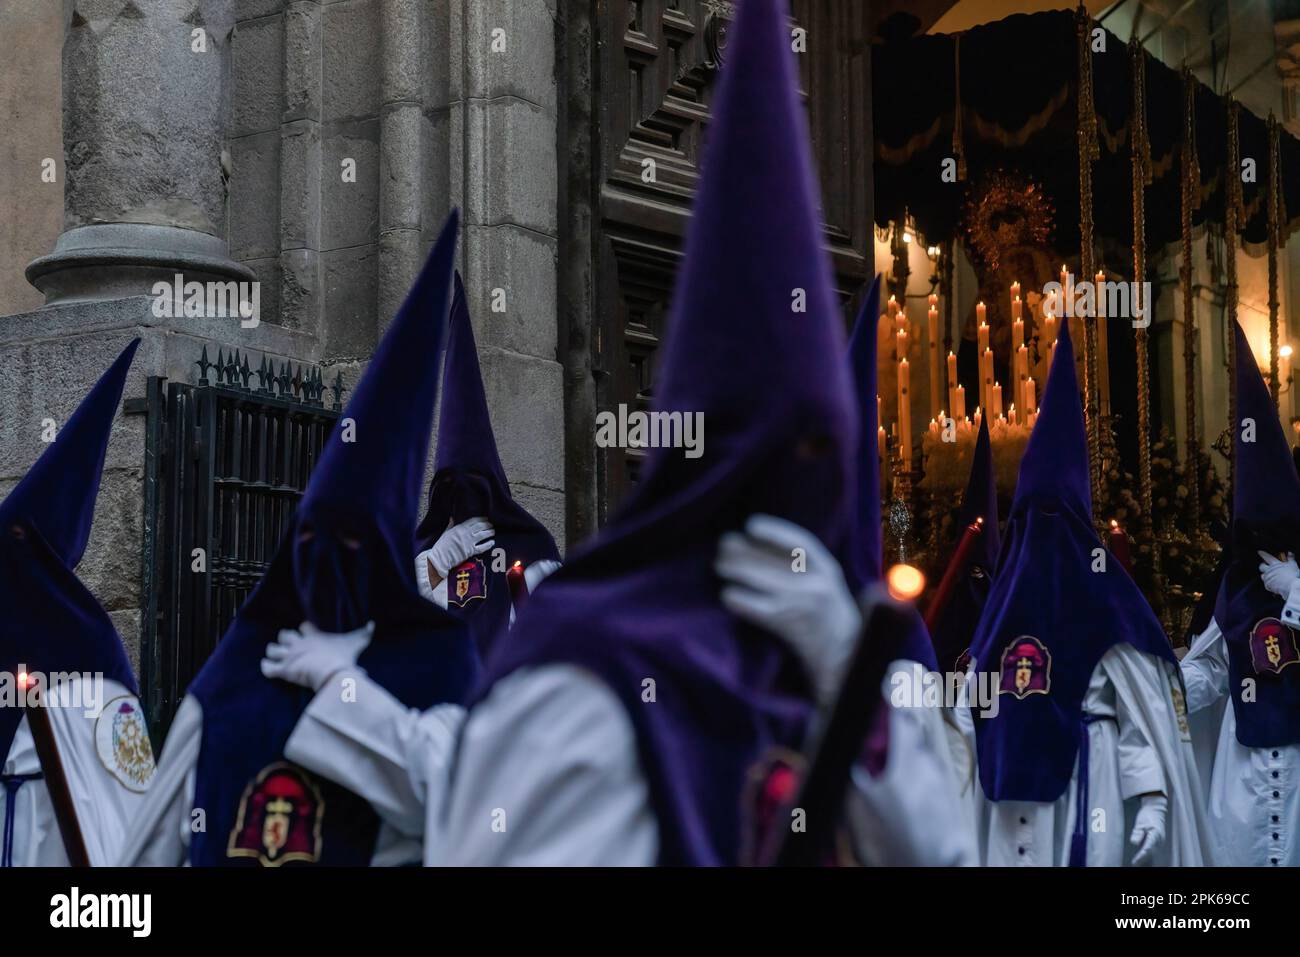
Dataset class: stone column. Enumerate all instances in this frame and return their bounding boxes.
[26,0,252,302]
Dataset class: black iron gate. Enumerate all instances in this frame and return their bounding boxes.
[137,348,344,739]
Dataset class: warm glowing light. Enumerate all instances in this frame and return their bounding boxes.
[512,560,522,569]
[1110,519,1120,530]
[902,232,912,244]
[975,516,985,527]
[17,671,29,690]
[887,563,926,601]
[1282,345,1294,359]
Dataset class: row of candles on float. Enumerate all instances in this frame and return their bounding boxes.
[884,279,1074,468]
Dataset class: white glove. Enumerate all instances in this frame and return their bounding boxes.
[424,516,495,579]
[1129,793,1167,866]
[261,621,375,691]
[715,514,860,706]
[1258,551,1300,598]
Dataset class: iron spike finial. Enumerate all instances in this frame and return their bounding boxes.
[196,345,213,385]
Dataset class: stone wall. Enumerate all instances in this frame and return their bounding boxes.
[0,0,566,674]
[227,0,564,541]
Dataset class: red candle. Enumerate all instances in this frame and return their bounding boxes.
[1108,520,1132,573]
[506,560,528,611]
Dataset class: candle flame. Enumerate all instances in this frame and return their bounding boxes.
[886,564,926,601]
[17,671,29,690]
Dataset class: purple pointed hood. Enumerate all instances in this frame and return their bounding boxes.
[0,339,141,759]
[969,322,1174,802]
[477,0,856,864]
[1213,320,1300,747]
[418,273,560,655]
[186,214,479,867]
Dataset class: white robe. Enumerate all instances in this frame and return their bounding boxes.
[1,677,154,866]
[1181,615,1300,867]
[969,644,1212,866]
[281,657,975,866]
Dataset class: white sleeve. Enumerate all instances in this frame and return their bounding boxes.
[1179,620,1229,714]
[414,549,448,608]
[283,668,465,838]
[844,661,978,866]
[1101,645,1167,800]
[431,664,658,866]
[524,560,562,592]
[117,695,202,866]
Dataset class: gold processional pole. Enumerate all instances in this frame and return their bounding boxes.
[1130,37,1158,576]
[1269,113,1282,410]
[1226,101,1242,495]
[1077,4,1104,515]
[1180,69,1202,536]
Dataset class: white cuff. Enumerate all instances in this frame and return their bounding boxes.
[415,549,438,604]
[1283,580,1300,627]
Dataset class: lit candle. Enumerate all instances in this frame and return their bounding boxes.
[1060,263,1068,292]
[977,301,987,333]
[928,305,942,418]
[1013,316,1024,351]
[878,424,886,459]
[896,327,908,364]
[947,350,958,415]
[1025,377,1037,415]
[928,292,938,309]
[977,345,987,416]
[992,381,1003,419]
[1096,271,1106,321]
[1016,344,1028,414]
[507,560,528,613]
[898,357,912,467]
[1282,344,1294,396]
[888,295,898,319]
[1012,295,1022,322]
[954,384,966,420]
[1010,280,1021,304]
[1108,520,1132,573]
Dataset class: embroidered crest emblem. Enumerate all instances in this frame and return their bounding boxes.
[998,635,1051,699]
[94,696,154,792]
[227,763,324,866]
[1248,617,1300,676]
[449,557,488,608]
